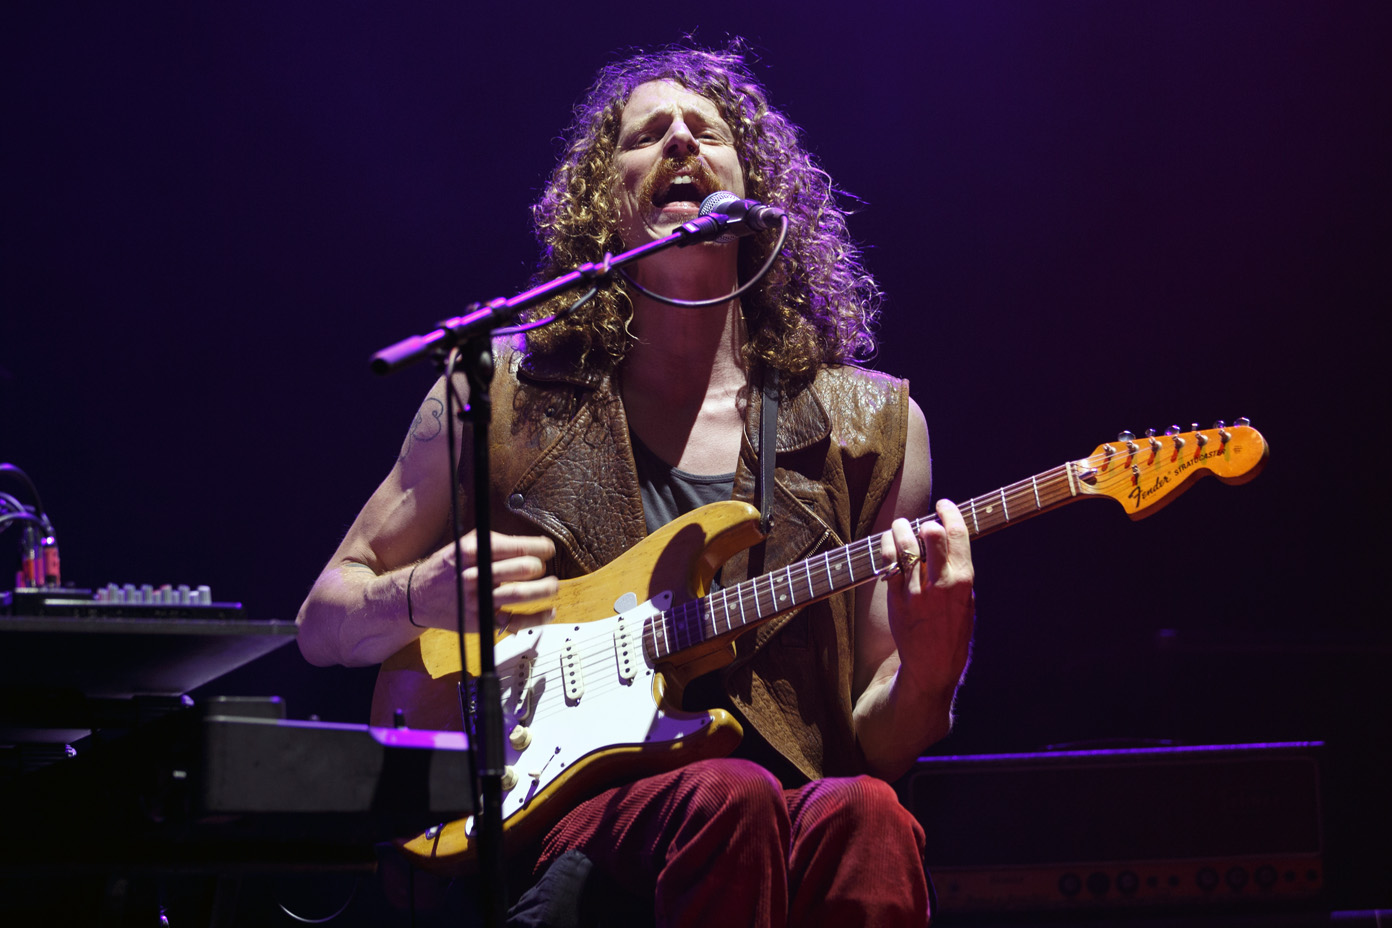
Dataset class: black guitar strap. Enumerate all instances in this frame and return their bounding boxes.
[757,366,779,536]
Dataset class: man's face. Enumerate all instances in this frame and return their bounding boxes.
[611,80,746,248]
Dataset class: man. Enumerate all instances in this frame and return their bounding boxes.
[298,44,975,927]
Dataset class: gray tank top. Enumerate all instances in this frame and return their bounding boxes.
[630,432,735,535]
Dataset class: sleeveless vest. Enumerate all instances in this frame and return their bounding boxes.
[470,337,910,783]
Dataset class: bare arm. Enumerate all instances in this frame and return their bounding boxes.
[296,375,557,667]
[852,397,976,780]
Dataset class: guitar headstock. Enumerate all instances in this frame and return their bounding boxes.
[1075,420,1268,518]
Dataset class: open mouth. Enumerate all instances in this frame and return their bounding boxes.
[649,166,715,211]
[653,176,707,210]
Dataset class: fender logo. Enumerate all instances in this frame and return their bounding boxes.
[1127,446,1223,509]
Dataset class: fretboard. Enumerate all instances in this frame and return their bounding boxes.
[642,460,1083,662]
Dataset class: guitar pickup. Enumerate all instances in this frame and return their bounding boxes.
[561,639,584,702]
[506,656,537,724]
[613,616,638,683]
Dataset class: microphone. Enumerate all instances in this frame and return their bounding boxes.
[696,191,787,243]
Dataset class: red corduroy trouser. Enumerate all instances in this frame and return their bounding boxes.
[535,757,930,928]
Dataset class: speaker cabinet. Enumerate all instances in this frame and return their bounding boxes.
[898,742,1324,914]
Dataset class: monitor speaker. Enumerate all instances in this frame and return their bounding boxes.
[898,742,1323,914]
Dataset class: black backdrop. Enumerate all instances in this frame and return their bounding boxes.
[4,0,1389,907]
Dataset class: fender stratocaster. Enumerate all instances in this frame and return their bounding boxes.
[373,420,1268,873]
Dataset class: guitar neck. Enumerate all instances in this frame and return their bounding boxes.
[643,462,1081,662]
[950,461,1082,541]
[643,421,1266,662]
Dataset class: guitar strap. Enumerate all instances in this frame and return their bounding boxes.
[757,365,779,536]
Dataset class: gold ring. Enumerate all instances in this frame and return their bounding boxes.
[897,549,922,573]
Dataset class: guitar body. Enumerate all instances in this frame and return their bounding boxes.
[372,500,767,872]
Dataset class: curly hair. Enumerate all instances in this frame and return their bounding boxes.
[525,42,882,388]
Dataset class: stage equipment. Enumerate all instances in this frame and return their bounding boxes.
[898,742,1324,914]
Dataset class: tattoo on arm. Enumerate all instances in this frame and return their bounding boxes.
[399,398,445,462]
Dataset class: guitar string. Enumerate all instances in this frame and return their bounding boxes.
[490,532,883,691]
[477,438,1235,722]
[496,534,895,727]
[489,457,1134,692]
[494,438,1254,773]
[490,455,1127,692]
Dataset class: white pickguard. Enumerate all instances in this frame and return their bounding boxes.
[482,589,712,827]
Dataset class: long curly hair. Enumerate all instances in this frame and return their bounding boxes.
[526,43,882,388]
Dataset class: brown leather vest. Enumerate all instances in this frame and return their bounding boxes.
[470,338,909,783]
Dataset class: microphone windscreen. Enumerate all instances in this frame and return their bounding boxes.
[698,191,743,218]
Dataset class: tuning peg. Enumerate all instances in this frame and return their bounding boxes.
[1216,420,1233,443]
[1118,430,1135,441]
[1164,425,1181,436]
[1235,416,1251,427]
[1213,420,1226,430]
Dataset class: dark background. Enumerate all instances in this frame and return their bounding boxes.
[4,0,1389,915]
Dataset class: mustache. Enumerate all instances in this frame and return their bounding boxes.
[639,154,722,204]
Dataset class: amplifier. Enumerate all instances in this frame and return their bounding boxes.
[898,742,1324,914]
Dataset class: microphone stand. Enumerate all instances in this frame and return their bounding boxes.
[370,212,736,928]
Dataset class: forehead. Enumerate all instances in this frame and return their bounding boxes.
[618,80,729,128]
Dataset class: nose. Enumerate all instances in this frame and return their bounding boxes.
[663,119,699,158]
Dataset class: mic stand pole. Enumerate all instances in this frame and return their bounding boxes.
[370,213,734,928]
[454,335,505,928]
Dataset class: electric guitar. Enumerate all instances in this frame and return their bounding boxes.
[373,420,1268,873]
